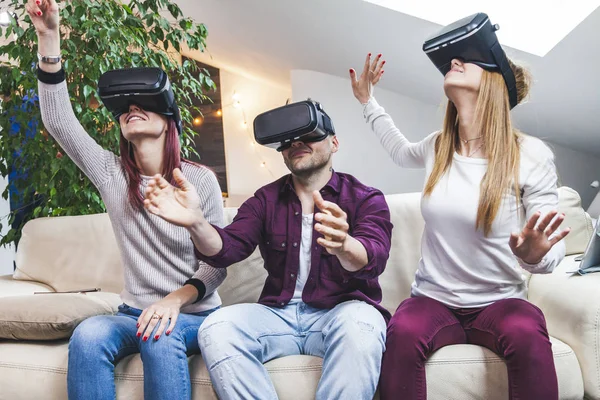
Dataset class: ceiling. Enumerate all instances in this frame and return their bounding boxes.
[175,0,600,156]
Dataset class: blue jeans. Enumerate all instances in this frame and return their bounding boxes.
[67,304,217,400]
[198,300,387,400]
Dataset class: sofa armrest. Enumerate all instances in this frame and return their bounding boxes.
[528,255,600,399]
[0,275,53,298]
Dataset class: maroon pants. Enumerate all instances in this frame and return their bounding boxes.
[380,296,558,400]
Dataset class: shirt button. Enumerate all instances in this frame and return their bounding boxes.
[290,273,295,278]
[266,241,270,245]
[281,242,286,248]
[294,211,299,216]
[293,242,298,247]
[280,302,285,306]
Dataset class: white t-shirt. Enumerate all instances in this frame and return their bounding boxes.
[363,97,566,308]
[291,214,314,302]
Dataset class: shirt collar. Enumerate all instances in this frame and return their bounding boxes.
[279,170,341,195]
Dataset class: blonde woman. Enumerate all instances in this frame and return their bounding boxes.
[349,53,569,400]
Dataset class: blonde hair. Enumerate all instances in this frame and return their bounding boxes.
[423,59,532,236]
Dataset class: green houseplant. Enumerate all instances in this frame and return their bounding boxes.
[0,0,214,247]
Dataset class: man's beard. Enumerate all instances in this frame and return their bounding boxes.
[284,152,332,179]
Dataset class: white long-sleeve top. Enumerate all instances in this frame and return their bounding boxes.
[363,97,565,308]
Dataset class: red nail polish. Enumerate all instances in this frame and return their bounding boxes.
[349,69,353,73]
[136,323,140,328]
[378,53,382,58]
[136,332,141,338]
[166,330,171,335]
[36,0,41,4]
[368,53,371,57]
[154,335,160,340]
[143,336,148,342]
[381,70,385,74]
[37,11,42,16]
[382,61,386,65]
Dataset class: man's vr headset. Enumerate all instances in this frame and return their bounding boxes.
[422,12,518,109]
[98,67,183,134]
[253,100,335,152]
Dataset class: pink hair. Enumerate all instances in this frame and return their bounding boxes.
[119,118,181,209]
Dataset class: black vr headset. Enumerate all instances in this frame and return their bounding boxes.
[423,12,518,109]
[98,67,183,134]
[253,100,335,152]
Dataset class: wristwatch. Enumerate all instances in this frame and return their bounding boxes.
[37,52,61,64]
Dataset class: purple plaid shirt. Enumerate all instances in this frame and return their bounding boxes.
[195,171,393,321]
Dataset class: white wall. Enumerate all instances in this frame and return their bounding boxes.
[0,175,15,275]
[218,69,292,206]
[548,143,600,209]
[291,70,600,209]
[291,69,441,195]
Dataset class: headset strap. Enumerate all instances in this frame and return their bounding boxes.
[491,42,518,109]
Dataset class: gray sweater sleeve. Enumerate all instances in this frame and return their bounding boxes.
[38,81,119,188]
[190,167,227,295]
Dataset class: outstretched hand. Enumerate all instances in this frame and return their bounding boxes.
[144,168,204,228]
[349,53,385,104]
[509,210,570,265]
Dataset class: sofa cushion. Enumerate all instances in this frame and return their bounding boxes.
[0,336,581,400]
[558,186,594,255]
[0,292,120,340]
[425,337,583,399]
[13,213,124,293]
[379,192,425,314]
[0,275,53,298]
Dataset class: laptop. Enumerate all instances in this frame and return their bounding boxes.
[576,218,600,275]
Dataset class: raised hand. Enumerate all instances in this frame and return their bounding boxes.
[144,168,204,228]
[25,0,60,36]
[349,53,385,104]
[509,210,571,265]
[313,190,350,256]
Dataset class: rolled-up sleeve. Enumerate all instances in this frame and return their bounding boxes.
[195,194,265,268]
[341,190,393,280]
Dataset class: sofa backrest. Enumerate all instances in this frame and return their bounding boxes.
[13,187,592,314]
[14,213,124,293]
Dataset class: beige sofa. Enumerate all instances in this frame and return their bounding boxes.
[0,187,597,400]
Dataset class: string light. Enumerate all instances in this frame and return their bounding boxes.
[193,116,203,126]
[215,89,275,178]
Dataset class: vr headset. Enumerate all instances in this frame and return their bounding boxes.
[253,100,335,152]
[422,12,518,109]
[97,67,183,134]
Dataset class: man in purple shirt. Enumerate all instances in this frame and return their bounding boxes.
[144,101,393,399]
